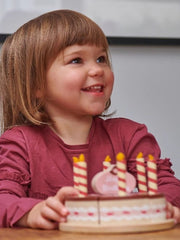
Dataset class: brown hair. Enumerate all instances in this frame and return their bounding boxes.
[0,9,111,133]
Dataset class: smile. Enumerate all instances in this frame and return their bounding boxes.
[82,85,104,93]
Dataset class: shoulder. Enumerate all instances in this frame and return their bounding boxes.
[0,125,48,143]
[95,117,146,132]
[94,117,150,143]
[0,125,51,160]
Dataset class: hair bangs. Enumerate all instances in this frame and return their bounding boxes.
[63,14,108,49]
[43,10,109,67]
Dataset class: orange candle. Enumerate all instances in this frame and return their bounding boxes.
[73,154,88,197]
[72,156,80,191]
[116,152,126,196]
[147,154,158,194]
[136,152,147,193]
[103,155,111,171]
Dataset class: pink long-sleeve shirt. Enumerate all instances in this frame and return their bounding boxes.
[0,117,180,227]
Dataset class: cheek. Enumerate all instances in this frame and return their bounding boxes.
[62,71,85,90]
[108,71,114,90]
[110,71,114,83]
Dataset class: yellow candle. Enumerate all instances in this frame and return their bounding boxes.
[147,154,158,194]
[73,154,87,197]
[103,155,111,171]
[136,152,147,192]
[72,156,80,192]
[116,152,126,196]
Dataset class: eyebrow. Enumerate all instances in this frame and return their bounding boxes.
[64,47,106,57]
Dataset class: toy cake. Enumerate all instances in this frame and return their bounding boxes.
[59,152,175,233]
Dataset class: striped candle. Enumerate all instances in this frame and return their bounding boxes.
[136,152,147,193]
[116,152,127,196]
[103,155,111,171]
[72,156,80,191]
[147,154,158,194]
[73,154,88,197]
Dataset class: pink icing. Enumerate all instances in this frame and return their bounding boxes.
[91,165,136,195]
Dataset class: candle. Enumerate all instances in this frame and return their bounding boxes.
[147,154,158,194]
[103,155,111,171]
[116,152,126,196]
[136,152,147,193]
[73,154,88,197]
[72,156,80,191]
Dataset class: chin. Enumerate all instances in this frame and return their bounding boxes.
[86,104,107,116]
[90,110,104,117]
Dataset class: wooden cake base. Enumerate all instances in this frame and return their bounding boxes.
[60,219,175,234]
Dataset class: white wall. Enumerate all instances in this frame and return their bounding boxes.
[1,0,180,38]
[109,45,180,179]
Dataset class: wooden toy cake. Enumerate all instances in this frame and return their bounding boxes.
[59,153,175,233]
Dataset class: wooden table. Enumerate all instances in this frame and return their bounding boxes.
[0,224,180,240]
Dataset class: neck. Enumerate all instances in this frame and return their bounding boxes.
[50,115,93,145]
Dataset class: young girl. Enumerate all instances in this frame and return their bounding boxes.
[0,9,180,230]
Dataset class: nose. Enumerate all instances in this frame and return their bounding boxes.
[88,62,104,77]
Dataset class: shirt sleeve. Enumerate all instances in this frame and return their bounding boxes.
[122,119,180,208]
[0,194,41,227]
[0,128,42,227]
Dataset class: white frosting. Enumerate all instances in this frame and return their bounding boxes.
[67,203,166,222]
[67,207,98,222]
[100,204,166,221]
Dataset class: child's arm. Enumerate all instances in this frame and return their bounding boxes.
[166,202,180,224]
[122,119,180,208]
[16,186,79,229]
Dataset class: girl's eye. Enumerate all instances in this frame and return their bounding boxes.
[70,58,82,64]
[97,55,107,64]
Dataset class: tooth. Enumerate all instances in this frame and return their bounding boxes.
[83,85,103,91]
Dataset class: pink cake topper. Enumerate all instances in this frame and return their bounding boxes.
[91,165,136,195]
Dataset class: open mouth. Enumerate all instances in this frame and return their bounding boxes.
[81,85,104,93]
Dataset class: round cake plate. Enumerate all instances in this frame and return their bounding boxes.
[60,219,175,234]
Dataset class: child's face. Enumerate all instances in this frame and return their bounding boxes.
[44,44,114,118]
